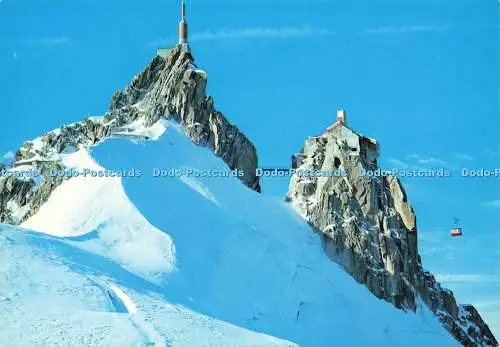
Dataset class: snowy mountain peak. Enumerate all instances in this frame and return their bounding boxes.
[0,46,497,346]
[0,44,260,225]
[0,120,463,347]
[105,44,260,192]
[287,122,498,346]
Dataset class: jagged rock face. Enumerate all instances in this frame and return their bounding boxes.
[287,122,498,347]
[0,119,108,224]
[0,43,496,346]
[105,45,260,192]
[287,124,419,309]
[0,176,36,224]
[0,44,260,225]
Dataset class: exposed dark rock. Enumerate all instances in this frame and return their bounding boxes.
[0,44,260,226]
[1,41,492,346]
[0,176,36,224]
[287,122,498,346]
[104,45,260,192]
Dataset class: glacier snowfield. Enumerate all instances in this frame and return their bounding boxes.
[0,120,459,346]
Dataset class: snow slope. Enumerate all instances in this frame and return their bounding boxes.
[0,226,294,347]
[22,146,176,283]
[2,119,460,346]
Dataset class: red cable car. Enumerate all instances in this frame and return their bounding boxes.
[450,217,462,237]
[450,227,462,237]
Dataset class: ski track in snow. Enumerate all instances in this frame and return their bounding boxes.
[3,119,462,347]
[109,285,138,315]
[108,285,165,347]
[0,226,294,347]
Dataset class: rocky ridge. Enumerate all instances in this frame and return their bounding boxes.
[0,44,260,224]
[0,43,496,347]
[286,122,498,346]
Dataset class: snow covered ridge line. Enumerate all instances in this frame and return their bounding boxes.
[0,115,167,224]
[0,113,142,225]
[1,42,495,346]
[0,116,114,224]
[106,44,260,191]
[287,123,499,347]
[5,127,465,347]
[1,44,261,224]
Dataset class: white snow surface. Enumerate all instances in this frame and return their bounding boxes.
[1,119,460,347]
[22,146,176,282]
[0,226,294,347]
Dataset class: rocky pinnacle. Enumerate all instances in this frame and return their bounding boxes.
[286,122,498,347]
[0,44,260,224]
[106,44,261,192]
[0,43,496,347]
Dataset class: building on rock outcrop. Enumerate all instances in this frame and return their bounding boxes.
[287,112,498,347]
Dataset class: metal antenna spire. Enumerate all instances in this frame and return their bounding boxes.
[178,0,188,44]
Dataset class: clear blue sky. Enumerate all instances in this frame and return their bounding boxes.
[1,0,499,336]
